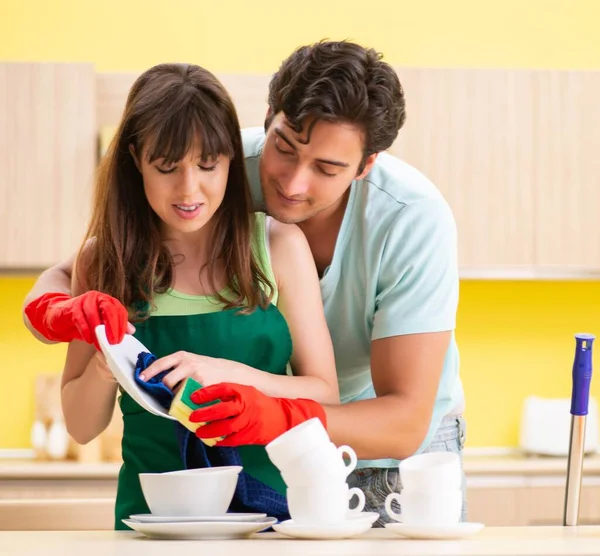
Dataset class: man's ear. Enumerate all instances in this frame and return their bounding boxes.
[129,144,141,171]
[356,153,378,180]
[264,107,274,132]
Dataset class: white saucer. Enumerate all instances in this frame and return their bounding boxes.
[385,522,485,540]
[122,517,276,540]
[129,512,268,523]
[96,325,177,420]
[273,512,378,540]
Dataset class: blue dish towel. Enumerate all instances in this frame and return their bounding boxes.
[134,351,290,521]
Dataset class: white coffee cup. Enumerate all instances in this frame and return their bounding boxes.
[280,442,357,487]
[139,466,241,517]
[266,417,330,470]
[287,483,366,526]
[399,452,462,491]
[385,488,462,525]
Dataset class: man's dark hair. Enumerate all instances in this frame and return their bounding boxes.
[266,40,406,168]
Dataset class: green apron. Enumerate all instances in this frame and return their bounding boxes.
[114,304,292,530]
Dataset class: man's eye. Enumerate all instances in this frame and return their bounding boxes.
[275,143,293,156]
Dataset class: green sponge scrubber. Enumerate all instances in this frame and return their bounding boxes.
[168,377,222,446]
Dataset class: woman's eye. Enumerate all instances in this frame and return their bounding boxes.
[199,164,217,172]
[156,166,176,174]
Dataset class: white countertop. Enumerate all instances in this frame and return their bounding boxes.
[2,527,600,555]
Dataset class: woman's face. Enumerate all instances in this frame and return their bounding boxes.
[132,138,230,242]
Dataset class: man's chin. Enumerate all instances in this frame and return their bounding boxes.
[264,197,308,224]
[266,207,305,224]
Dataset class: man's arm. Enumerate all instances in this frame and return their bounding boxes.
[325,197,459,460]
[325,331,450,460]
[22,254,76,343]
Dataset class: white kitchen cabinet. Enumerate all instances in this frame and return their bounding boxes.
[0,63,96,268]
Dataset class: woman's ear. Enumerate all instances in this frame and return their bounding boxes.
[129,144,141,172]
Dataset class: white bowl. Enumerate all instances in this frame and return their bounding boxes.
[139,466,242,517]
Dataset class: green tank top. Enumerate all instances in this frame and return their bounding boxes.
[114,212,292,529]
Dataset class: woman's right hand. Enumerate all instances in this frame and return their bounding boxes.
[24,291,135,350]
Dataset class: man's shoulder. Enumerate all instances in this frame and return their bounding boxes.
[242,127,266,160]
[362,152,447,210]
[356,152,454,239]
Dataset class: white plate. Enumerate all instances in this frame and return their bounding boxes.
[385,522,485,540]
[122,518,276,540]
[95,325,177,420]
[273,512,378,540]
[129,513,268,523]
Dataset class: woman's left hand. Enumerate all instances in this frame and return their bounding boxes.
[139,351,238,391]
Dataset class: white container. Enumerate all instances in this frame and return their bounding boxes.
[46,419,69,460]
[399,451,462,491]
[519,396,598,456]
[266,417,331,469]
[139,466,242,517]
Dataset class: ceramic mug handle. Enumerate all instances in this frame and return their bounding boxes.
[347,486,366,514]
[336,445,358,475]
[385,492,403,522]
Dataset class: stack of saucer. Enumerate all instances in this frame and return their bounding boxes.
[122,467,276,540]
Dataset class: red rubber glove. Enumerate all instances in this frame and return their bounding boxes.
[189,383,327,446]
[24,291,131,351]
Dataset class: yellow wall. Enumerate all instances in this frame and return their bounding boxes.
[2,277,67,448]
[1,0,600,448]
[1,1,600,72]
[3,278,599,448]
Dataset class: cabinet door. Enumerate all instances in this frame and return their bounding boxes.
[534,71,600,270]
[466,485,522,525]
[518,482,600,526]
[0,63,96,267]
[390,68,536,270]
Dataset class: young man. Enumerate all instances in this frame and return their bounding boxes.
[23,41,465,524]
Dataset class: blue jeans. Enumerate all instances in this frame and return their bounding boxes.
[346,415,467,527]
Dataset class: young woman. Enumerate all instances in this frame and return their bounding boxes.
[25,63,338,528]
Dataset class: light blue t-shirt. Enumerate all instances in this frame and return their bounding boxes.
[242,127,464,468]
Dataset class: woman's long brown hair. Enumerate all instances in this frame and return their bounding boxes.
[76,63,273,319]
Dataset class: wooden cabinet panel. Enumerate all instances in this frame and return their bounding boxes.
[390,68,536,270]
[467,482,600,526]
[96,71,270,130]
[518,485,564,525]
[390,67,600,273]
[0,479,117,500]
[467,486,522,526]
[533,71,600,270]
[0,63,95,267]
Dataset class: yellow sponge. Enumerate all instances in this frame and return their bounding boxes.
[168,377,223,446]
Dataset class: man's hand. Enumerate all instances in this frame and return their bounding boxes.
[188,383,327,446]
[24,291,134,350]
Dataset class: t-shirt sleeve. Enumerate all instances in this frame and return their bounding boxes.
[372,198,459,340]
[241,127,266,211]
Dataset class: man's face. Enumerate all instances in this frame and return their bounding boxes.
[259,113,375,224]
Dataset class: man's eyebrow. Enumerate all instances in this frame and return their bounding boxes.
[274,128,297,150]
[274,128,350,168]
[315,157,350,168]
